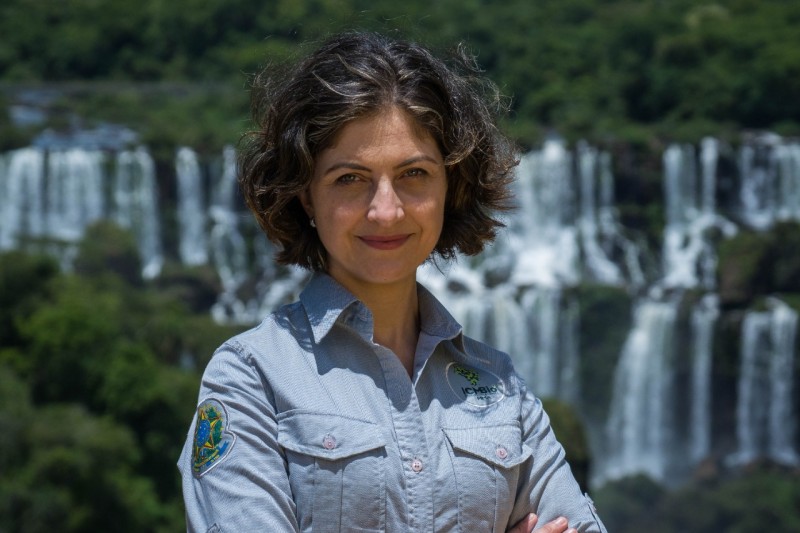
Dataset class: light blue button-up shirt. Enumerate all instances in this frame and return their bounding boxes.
[179,273,606,532]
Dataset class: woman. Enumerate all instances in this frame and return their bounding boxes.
[179,31,607,533]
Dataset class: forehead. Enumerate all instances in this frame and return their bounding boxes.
[318,107,441,161]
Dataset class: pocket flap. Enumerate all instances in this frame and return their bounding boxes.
[443,424,532,469]
[278,410,386,460]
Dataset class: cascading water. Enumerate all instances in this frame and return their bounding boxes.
[689,294,719,464]
[176,147,209,266]
[601,299,678,483]
[113,148,163,278]
[46,149,105,243]
[662,139,736,290]
[774,142,800,222]
[576,142,623,285]
[729,298,799,467]
[509,139,579,287]
[768,301,799,465]
[209,146,249,322]
[738,134,800,229]
[0,148,45,250]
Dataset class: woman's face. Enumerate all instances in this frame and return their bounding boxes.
[300,106,447,295]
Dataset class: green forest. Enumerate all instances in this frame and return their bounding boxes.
[2,0,800,531]
[2,0,800,150]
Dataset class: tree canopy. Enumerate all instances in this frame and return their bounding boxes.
[2,0,799,145]
[0,225,244,531]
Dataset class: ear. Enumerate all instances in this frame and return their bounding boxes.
[298,189,314,218]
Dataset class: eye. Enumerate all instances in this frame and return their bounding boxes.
[335,173,360,185]
[402,168,427,178]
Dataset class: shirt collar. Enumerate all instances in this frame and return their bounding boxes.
[299,272,464,348]
[417,283,463,346]
[300,272,365,344]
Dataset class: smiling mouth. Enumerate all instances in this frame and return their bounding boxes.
[359,235,410,250]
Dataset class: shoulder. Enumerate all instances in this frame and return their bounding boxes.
[446,334,526,399]
[224,300,307,354]
[202,300,309,377]
[460,335,519,377]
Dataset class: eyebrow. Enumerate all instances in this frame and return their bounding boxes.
[321,155,441,176]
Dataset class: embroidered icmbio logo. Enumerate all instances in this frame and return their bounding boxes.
[446,362,506,406]
[192,399,236,478]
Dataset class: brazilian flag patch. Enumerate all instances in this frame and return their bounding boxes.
[192,399,236,478]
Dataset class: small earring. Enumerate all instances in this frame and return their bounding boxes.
[310,218,316,228]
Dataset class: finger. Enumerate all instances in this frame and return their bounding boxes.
[507,513,538,533]
[533,516,569,533]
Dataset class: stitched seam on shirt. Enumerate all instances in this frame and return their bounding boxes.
[442,429,464,533]
[295,316,343,413]
[493,462,500,533]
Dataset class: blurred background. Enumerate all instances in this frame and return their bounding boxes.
[1,1,799,531]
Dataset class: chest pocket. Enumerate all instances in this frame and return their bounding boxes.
[278,410,387,533]
[443,424,533,533]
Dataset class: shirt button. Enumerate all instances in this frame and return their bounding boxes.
[496,446,509,460]
[322,434,336,450]
[410,458,423,472]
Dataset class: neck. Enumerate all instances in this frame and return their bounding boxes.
[344,278,421,377]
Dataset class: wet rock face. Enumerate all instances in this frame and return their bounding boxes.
[770,222,800,293]
[717,221,800,308]
[717,230,771,308]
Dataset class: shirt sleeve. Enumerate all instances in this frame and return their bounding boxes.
[178,343,300,533]
[510,377,608,533]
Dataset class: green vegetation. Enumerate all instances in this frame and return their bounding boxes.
[542,398,592,492]
[573,284,631,422]
[717,222,800,307]
[0,224,246,531]
[2,0,800,150]
[594,468,800,533]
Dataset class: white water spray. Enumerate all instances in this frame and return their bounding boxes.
[176,147,208,266]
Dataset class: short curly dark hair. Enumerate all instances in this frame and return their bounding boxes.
[239,31,518,271]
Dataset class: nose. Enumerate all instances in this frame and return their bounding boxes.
[367,179,405,225]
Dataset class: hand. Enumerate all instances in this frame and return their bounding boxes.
[506,513,578,533]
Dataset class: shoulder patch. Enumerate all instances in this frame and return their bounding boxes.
[446,362,506,406]
[192,399,237,478]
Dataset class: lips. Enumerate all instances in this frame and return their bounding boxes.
[359,234,410,250]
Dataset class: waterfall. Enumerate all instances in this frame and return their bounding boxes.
[774,142,800,222]
[768,301,799,465]
[662,139,736,289]
[601,299,678,482]
[46,149,106,242]
[577,142,623,285]
[689,294,719,463]
[176,147,208,266]
[519,287,579,401]
[209,146,249,322]
[0,148,46,249]
[113,148,163,278]
[1,146,163,274]
[510,139,579,287]
[729,298,799,467]
[737,135,800,229]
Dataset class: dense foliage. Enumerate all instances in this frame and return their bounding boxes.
[594,468,800,532]
[2,0,800,147]
[0,224,245,531]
